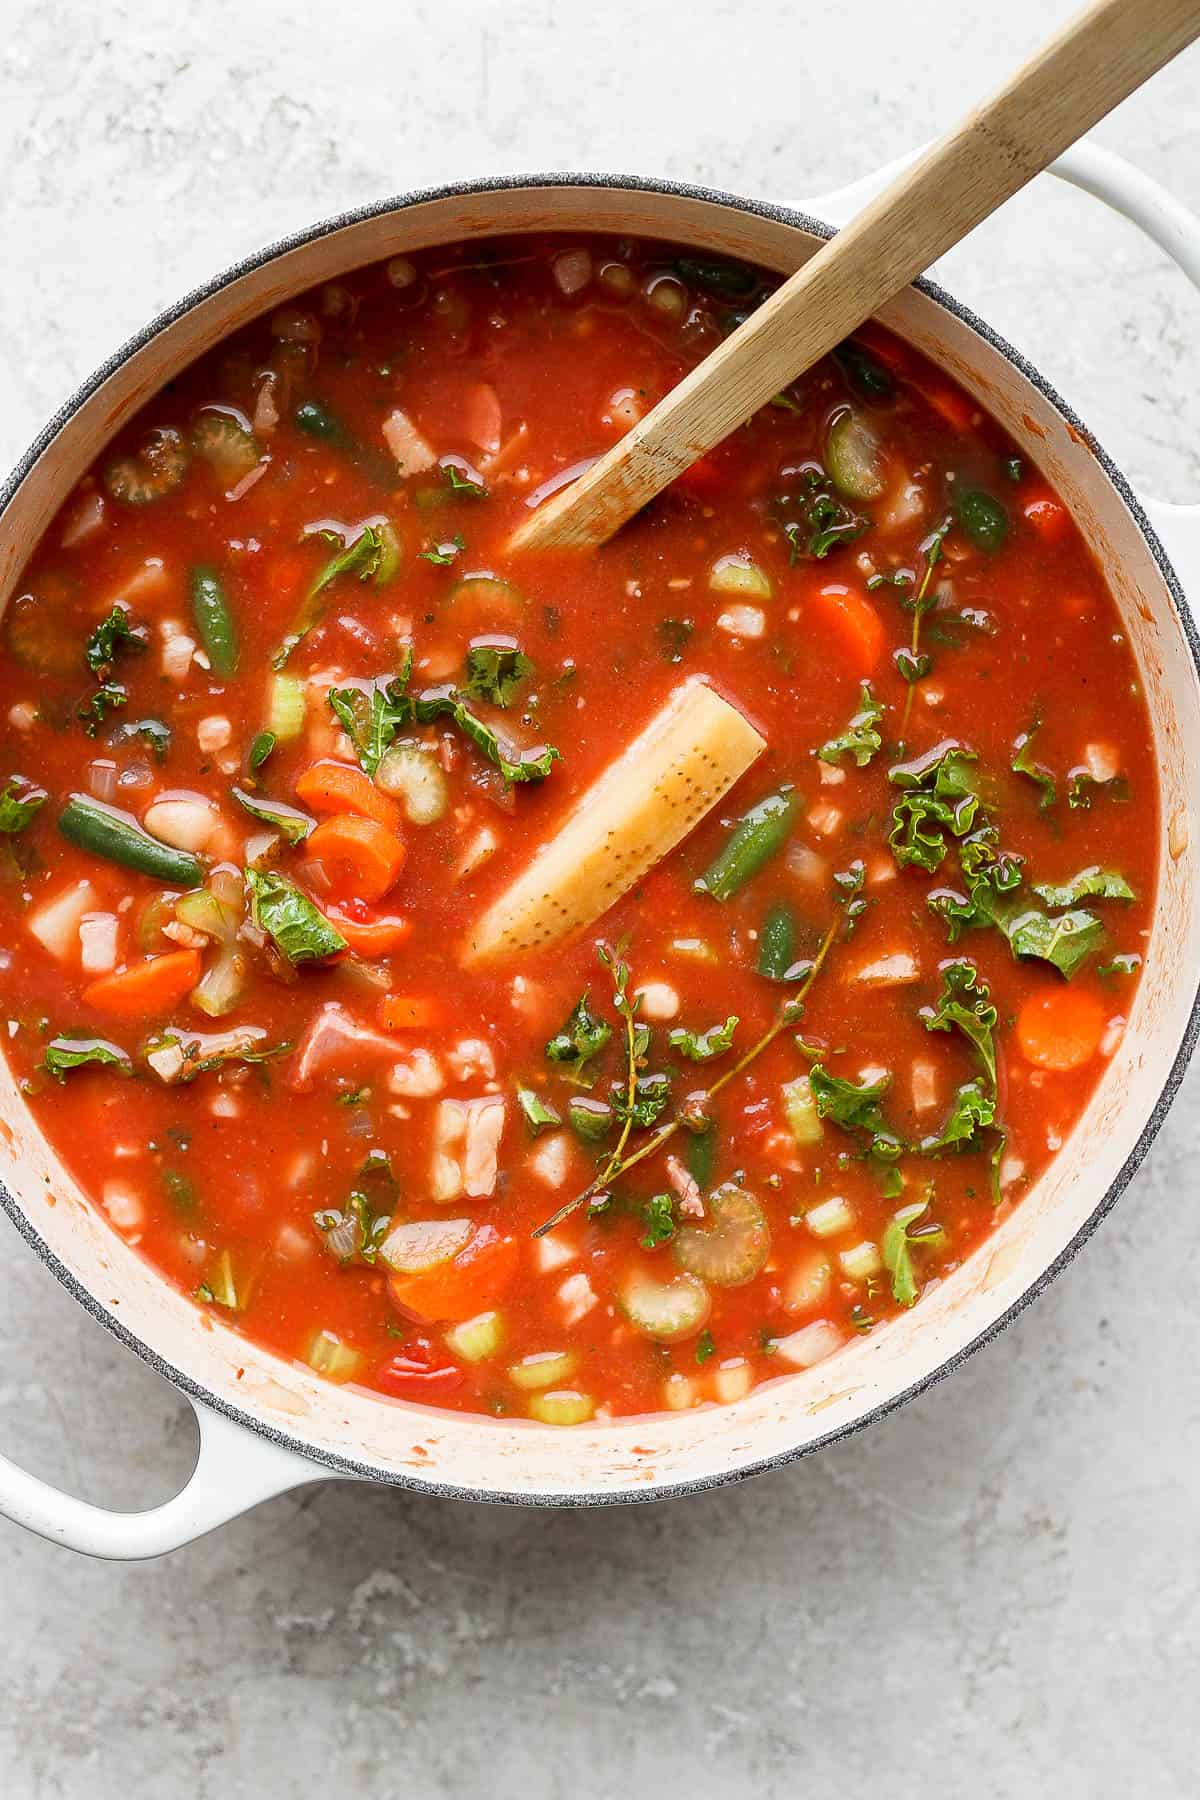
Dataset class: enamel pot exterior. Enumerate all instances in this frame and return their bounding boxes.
[1,169,1197,1538]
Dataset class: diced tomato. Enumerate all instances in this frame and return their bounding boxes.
[388,1224,520,1324]
[1022,490,1069,541]
[375,1338,465,1397]
[325,899,412,957]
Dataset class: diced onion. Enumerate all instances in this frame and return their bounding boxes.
[773,1319,845,1369]
[86,759,119,804]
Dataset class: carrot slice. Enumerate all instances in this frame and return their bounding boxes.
[295,761,401,832]
[388,1226,520,1323]
[305,813,406,903]
[1016,987,1106,1071]
[807,583,884,674]
[379,994,437,1031]
[325,904,412,957]
[82,948,202,1018]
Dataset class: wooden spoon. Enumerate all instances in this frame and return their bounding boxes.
[511,0,1200,552]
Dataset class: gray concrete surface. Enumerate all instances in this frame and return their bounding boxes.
[1,2,1198,1795]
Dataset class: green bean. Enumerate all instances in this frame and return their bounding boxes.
[957,486,1008,553]
[757,902,797,980]
[189,566,240,678]
[694,788,799,903]
[687,1125,717,1191]
[58,795,203,887]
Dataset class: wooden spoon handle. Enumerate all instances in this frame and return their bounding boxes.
[512,0,1200,552]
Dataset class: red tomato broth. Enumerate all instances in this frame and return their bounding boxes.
[0,234,1157,1423]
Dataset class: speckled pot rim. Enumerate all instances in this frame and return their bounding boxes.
[2,170,1198,1510]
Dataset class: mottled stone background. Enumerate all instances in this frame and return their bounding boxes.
[1,3,1198,1795]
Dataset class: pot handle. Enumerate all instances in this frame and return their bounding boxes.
[0,1396,318,1559]
[807,139,1200,584]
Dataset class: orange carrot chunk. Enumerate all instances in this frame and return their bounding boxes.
[295,761,402,832]
[1016,987,1106,1071]
[807,583,884,674]
[82,948,203,1019]
[305,813,406,903]
[388,1227,520,1323]
[379,994,437,1031]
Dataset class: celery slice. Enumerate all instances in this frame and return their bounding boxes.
[508,1349,577,1391]
[444,1310,505,1363]
[528,1389,595,1426]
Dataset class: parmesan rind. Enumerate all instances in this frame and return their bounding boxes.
[465,679,765,963]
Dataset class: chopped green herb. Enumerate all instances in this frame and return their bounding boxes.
[41,1035,132,1082]
[85,606,143,676]
[1032,868,1134,908]
[517,1087,562,1134]
[461,643,534,708]
[0,777,47,835]
[1012,726,1057,813]
[887,742,979,872]
[921,960,997,1086]
[273,523,386,668]
[612,1071,671,1129]
[546,993,613,1077]
[956,486,1008,553]
[231,785,314,845]
[641,1192,676,1249]
[419,534,465,565]
[444,463,488,499]
[246,868,346,964]
[1098,952,1141,979]
[919,1078,996,1155]
[414,683,561,784]
[1068,772,1130,811]
[694,1328,716,1364]
[882,1198,946,1306]
[667,1015,738,1062]
[328,666,415,779]
[77,682,127,736]
[248,730,276,772]
[818,682,883,767]
[833,859,868,934]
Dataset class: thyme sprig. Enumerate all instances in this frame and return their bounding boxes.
[899,516,952,732]
[531,915,839,1237]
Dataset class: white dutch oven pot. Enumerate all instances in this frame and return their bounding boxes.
[2,143,1198,1558]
